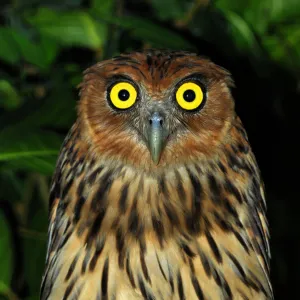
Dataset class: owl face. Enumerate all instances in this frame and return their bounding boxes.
[79,50,235,169]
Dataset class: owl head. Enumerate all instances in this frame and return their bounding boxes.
[78,50,235,170]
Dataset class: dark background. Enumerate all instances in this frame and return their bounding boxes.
[0,0,299,299]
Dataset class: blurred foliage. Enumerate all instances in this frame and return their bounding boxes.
[0,0,299,299]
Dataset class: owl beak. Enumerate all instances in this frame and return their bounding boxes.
[147,112,168,164]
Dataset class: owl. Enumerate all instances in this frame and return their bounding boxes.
[40,50,273,299]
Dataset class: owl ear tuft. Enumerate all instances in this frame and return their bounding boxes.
[225,74,235,89]
[213,64,235,89]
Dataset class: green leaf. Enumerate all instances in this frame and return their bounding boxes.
[0,81,77,130]
[10,30,49,69]
[95,14,195,50]
[216,0,300,34]
[284,25,300,57]
[0,211,13,290]
[0,28,20,64]
[239,0,300,34]
[0,80,22,111]
[269,0,300,22]
[0,128,62,173]
[23,235,47,294]
[39,36,60,68]
[5,156,58,175]
[23,206,48,295]
[21,83,76,129]
[27,8,104,49]
[215,0,269,33]
[263,25,300,69]
[0,27,59,69]
[0,170,24,203]
[223,11,261,56]
[0,129,61,161]
[215,0,251,14]
[0,282,10,299]
[92,0,115,15]
[150,0,184,20]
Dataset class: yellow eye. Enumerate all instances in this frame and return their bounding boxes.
[176,82,204,111]
[109,82,137,110]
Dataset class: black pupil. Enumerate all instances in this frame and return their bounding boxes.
[183,89,196,102]
[118,89,130,101]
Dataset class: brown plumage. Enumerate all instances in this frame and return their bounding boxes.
[41,50,273,299]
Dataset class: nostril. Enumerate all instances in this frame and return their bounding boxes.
[149,113,164,127]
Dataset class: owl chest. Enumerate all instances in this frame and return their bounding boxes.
[51,228,267,300]
[48,163,268,299]
[53,230,199,300]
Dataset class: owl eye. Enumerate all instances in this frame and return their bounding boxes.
[109,82,137,110]
[176,82,204,111]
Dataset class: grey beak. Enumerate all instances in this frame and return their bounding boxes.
[147,112,168,164]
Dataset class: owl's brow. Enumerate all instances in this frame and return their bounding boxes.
[112,56,141,65]
[170,62,204,76]
[106,74,136,85]
[110,63,147,80]
[176,72,208,85]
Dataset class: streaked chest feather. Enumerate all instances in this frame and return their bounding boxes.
[41,145,271,300]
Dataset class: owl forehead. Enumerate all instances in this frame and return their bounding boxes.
[94,51,231,95]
